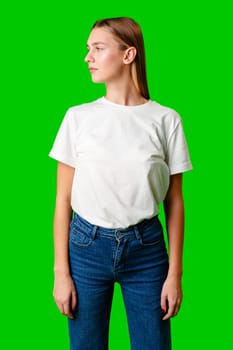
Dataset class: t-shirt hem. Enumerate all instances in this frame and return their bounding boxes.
[48,152,76,168]
[72,208,160,229]
[169,162,193,175]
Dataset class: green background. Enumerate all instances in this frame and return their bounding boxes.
[1,0,232,349]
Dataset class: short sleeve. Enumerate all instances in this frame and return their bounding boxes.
[49,108,77,168]
[166,118,192,175]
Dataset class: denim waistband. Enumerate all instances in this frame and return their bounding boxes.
[73,211,159,237]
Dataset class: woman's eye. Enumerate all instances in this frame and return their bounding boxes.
[96,47,104,51]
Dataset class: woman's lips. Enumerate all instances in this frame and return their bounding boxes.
[89,67,98,73]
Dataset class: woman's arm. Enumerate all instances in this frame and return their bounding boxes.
[161,173,184,320]
[53,162,77,319]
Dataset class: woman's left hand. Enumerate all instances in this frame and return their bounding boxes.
[161,275,183,320]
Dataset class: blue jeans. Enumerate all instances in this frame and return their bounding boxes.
[68,212,171,350]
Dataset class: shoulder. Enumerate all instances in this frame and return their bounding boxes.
[62,98,103,127]
[149,100,181,120]
[68,98,103,114]
[148,100,182,133]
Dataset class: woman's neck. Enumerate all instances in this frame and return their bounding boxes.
[105,81,148,106]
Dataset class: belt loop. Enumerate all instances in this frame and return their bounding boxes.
[91,225,98,240]
[133,225,141,240]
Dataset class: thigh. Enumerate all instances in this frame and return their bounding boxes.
[68,218,114,350]
[119,218,171,350]
[121,281,171,350]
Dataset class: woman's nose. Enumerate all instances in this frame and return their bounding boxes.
[84,51,94,63]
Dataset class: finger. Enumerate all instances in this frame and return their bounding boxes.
[174,299,182,316]
[71,290,77,312]
[57,302,64,315]
[160,294,167,314]
[162,300,176,320]
[63,302,75,319]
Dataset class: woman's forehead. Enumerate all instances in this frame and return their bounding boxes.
[87,27,117,46]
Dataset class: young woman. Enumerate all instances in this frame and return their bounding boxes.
[49,17,192,350]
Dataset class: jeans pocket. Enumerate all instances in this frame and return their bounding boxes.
[139,220,163,247]
[69,220,93,247]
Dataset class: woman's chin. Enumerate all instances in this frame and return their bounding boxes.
[91,76,104,83]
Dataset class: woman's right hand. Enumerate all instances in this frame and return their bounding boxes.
[53,273,77,319]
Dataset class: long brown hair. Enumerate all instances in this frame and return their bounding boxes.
[92,17,150,100]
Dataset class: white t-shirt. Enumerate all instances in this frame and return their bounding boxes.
[49,97,192,228]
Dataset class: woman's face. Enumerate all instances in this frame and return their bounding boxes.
[85,27,127,84]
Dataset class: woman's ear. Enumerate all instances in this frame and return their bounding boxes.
[123,47,137,65]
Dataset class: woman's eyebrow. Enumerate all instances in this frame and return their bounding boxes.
[86,41,106,48]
